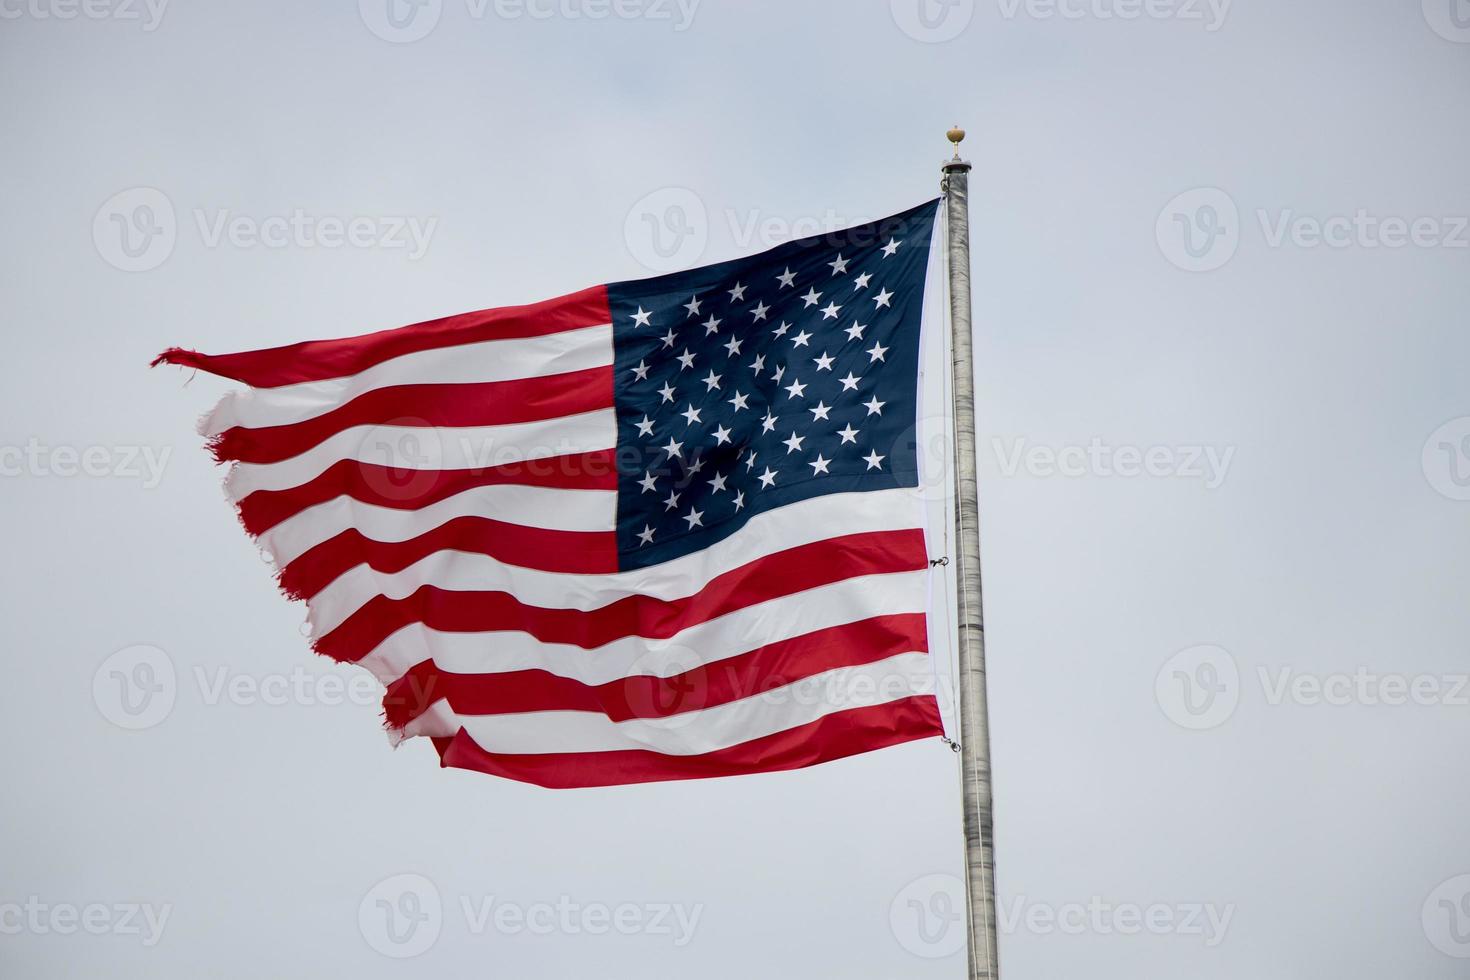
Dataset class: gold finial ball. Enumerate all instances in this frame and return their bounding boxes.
[947,126,966,147]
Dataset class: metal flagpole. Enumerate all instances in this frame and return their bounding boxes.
[941,126,1000,980]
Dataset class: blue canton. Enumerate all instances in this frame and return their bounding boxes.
[606,199,939,570]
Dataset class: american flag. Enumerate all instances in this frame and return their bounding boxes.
[155,199,945,788]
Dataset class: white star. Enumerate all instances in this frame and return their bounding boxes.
[863,449,886,470]
[680,404,702,426]
[772,321,792,339]
[638,471,659,492]
[749,353,766,375]
[784,377,808,399]
[631,360,650,381]
[757,466,778,488]
[661,437,683,459]
[724,336,744,357]
[873,288,894,309]
[657,381,677,404]
[711,424,733,446]
[812,351,835,372]
[683,508,704,529]
[632,306,652,327]
[845,321,867,342]
[809,401,832,421]
[708,472,728,493]
[686,455,706,475]
[772,364,786,383]
[862,395,886,416]
[702,315,722,336]
[791,329,812,348]
[853,272,872,290]
[745,450,759,471]
[751,301,770,321]
[828,254,849,275]
[881,238,901,257]
[663,490,681,511]
[783,431,806,454]
[760,411,778,433]
[839,372,861,392]
[683,295,702,318]
[866,342,889,363]
[836,423,860,444]
[727,282,747,301]
[635,415,656,437]
[820,301,842,320]
[729,390,750,412]
[732,490,746,511]
[637,525,656,545]
[801,287,822,308]
[676,348,696,370]
[776,268,797,288]
[809,454,831,475]
[660,328,677,349]
[702,370,723,392]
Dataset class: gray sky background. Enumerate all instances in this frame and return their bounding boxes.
[3,1,1469,977]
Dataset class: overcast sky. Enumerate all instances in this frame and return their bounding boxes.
[3,1,1470,977]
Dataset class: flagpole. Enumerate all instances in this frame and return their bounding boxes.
[941,126,1000,980]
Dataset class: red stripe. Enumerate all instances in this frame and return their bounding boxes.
[315,529,928,664]
[210,367,613,465]
[383,614,929,728]
[152,285,609,388]
[431,695,945,788]
[279,517,618,600]
[236,450,618,535]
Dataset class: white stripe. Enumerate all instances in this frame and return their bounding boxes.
[201,324,613,435]
[357,569,927,687]
[261,485,617,568]
[223,409,617,500]
[402,651,934,754]
[303,488,923,636]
